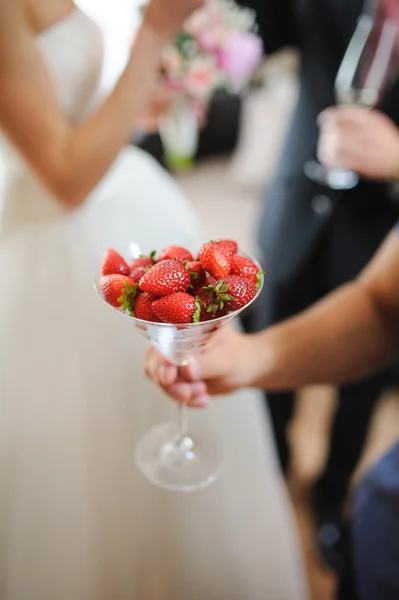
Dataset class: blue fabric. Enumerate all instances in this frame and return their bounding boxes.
[351,224,399,599]
[353,442,399,600]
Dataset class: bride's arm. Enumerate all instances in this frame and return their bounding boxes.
[0,0,203,207]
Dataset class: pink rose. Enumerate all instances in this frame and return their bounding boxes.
[185,10,209,37]
[185,58,218,99]
[218,32,263,80]
[197,29,220,53]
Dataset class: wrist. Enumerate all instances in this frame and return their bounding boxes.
[141,9,176,44]
[245,330,278,390]
[139,18,171,47]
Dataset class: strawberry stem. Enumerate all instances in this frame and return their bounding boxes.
[118,282,139,316]
[202,279,234,314]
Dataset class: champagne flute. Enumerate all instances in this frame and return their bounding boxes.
[304,12,399,190]
[95,242,264,492]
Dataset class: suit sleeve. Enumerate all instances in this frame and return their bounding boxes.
[236,0,300,54]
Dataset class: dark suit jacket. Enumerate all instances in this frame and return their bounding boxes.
[240,0,399,286]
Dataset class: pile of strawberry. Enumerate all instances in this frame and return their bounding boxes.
[98,240,263,325]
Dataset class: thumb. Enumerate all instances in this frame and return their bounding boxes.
[180,358,203,382]
[180,349,226,382]
[180,327,240,383]
[317,107,335,126]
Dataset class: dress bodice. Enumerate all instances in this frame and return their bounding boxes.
[37,9,104,125]
[0,8,104,234]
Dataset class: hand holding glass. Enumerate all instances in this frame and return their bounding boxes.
[95,243,264,492]
[305,13,399,189]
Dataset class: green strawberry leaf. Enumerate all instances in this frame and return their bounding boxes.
[193,297,202,323]
[203,285,215,297]
[118,282,139,316]
[220,294,234,302]
[256,271,265,289]
[190,272,198,279]
[138,250,156,260]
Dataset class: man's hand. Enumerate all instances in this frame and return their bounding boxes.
[317,106,399,180]
[144,327,257,406]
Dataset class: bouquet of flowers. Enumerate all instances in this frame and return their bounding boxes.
[156,0,263,171]
[160,0,263,102]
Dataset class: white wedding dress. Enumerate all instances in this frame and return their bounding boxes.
[0,8,308,600]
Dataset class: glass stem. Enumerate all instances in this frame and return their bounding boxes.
[178,403,188,439]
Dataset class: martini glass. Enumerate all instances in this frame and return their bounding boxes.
[94,243,264,492]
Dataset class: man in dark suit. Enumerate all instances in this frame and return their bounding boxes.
[238,0,399,582]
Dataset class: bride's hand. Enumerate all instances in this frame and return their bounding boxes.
[143,0,206,40]
[144,327,256,406]
[138,93,208,132]
[137,92,172,132]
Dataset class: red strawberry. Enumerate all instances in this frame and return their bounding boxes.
[215,275,257,311]
[134,292,158,322]
[152,292,201,324]
[230,255,261,286]
[99,275,138,313]
[129,266,148,284]
[130,253,156,271]
[199,298,227,321]
[198,241,233,278]
[101,249,130,276]
[204,274,216,286]
[200,307,227,322]
[219,239,238,254]
[185,260,206,289]
[158,246,194,263]
[139,260,190,297]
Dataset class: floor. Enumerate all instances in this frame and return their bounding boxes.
[173,74,399,597]
[176,156,262,256]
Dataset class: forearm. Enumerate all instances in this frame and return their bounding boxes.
[1,0,204,206]
[56,23,165,205]
[250,282,398,390]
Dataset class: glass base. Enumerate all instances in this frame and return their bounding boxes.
[165,153,195,173]
[304,160,359,190]
[135,420,223,492]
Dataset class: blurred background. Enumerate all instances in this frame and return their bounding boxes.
[158,53,399,600]
[27,1,399,597]
[76,1,399,598]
